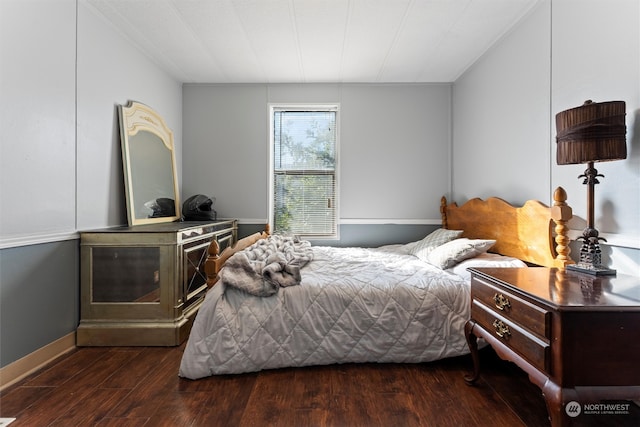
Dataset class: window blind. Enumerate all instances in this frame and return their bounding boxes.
[272,109,337,238]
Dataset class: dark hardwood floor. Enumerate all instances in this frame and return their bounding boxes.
[1,344,638,426]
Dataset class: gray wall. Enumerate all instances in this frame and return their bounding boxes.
[76,1,183,230]
[1,0,76,239]
[453,0,639,275]
[0,242,79,365]
[550,0,639,274]
[182,83,452,247]
[453,1,551,205]
[182,83,452,228]
[1,0,182,369]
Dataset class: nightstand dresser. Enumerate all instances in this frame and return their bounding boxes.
[465,267,640,426]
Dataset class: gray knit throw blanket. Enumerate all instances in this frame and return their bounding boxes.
[219,234,313,297]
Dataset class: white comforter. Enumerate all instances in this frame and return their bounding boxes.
[179,242,480,379]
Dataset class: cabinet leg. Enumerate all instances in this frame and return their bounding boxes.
[541,380,578,427]
[464,320,481,385]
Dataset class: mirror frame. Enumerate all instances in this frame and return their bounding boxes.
[118,101,181,226]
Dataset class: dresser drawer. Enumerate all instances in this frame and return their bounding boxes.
[472,300,550,372]
[471,276,550,339]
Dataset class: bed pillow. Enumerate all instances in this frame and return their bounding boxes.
[426,238,496,269]
[409,228,463,261]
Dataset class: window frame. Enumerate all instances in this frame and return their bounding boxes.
[268,103,340,240]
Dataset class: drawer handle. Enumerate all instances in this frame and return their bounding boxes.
[493,293,511,311]
[492,319,511,339]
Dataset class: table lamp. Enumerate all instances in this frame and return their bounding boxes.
[555,100,627,275]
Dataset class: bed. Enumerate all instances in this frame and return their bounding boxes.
[179,187,573,379]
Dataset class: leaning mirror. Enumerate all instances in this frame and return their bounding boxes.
[118,101,180,225]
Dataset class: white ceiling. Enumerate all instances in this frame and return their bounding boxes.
[86,0,540,84]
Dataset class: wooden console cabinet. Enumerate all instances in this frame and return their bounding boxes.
[77,220,237,346]
[465,267,640,426]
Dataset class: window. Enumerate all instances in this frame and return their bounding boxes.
[269,105,339,239]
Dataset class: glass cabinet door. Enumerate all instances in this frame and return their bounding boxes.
[183,240,210,304]
[91,246,160,303]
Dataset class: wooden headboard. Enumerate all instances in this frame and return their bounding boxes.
[441,187,574,269]
[205,224,270,287]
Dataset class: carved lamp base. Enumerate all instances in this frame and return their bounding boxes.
[567,229,616,276]
[567,263,616,276]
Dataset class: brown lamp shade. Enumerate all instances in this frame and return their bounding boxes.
[556,100,627,165]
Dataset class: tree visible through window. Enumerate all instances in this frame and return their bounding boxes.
[270,105,338,239]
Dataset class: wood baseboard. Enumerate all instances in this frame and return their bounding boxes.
[0,332,76,392]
